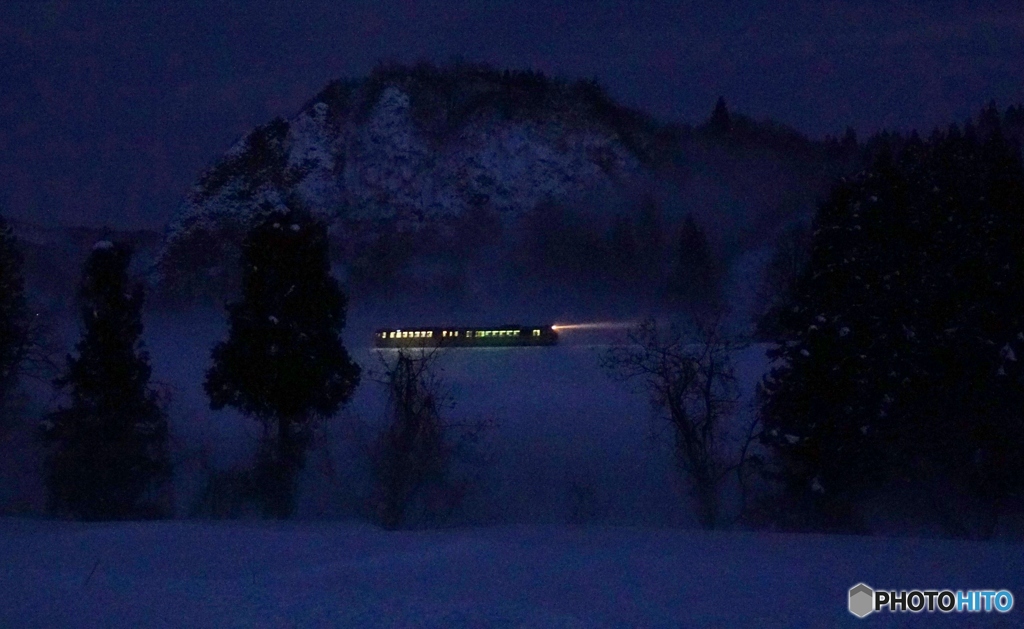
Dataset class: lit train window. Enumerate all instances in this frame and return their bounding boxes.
[533,329,540,336]
[427,331,433,338]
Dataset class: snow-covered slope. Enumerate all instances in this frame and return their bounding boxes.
[156,64,855,304]
[157,67,658,301]
[2,517,1019,628]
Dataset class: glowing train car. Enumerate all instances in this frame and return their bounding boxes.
[374,325,559,348]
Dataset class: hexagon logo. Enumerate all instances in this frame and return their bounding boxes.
[849,583,875,618]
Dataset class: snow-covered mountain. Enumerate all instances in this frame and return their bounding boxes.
[157,64,856,303]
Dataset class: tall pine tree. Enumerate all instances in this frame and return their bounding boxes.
[709,96,732,134]
[205,203,361,518]
[43,241,171,520]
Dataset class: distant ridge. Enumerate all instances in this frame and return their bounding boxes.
[156,62,858,304]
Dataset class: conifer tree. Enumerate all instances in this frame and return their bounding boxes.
[633,196,666,277]
[668,215,719,311]
[709,97,731,134]
[205,202,361,518]
[753,222,811,340]
[0,214,29,420]
[43,241,170,520]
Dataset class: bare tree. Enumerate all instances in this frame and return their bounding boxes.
[601,313,760,529]
[368,348,493,529]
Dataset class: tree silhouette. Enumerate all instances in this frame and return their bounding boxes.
[43,241,171,520]
[759,113,1024,537]
[205,202,361,518]
[602,314,757,529]
[668,214,720,311]
[709,97,731,134]
[0,214,28,423]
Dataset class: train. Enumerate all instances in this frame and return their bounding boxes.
[374,324,559,348]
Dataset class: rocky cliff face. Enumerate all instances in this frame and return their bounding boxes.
[158,66,667,302]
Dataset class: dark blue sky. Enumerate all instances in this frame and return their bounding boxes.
[1,0,1022,228]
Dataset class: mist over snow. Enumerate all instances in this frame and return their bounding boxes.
[127,296,770,528]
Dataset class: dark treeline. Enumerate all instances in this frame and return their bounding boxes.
[757,102,1024,539]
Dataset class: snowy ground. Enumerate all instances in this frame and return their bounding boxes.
[2,517,1021,628]
[6,301,1022,627]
